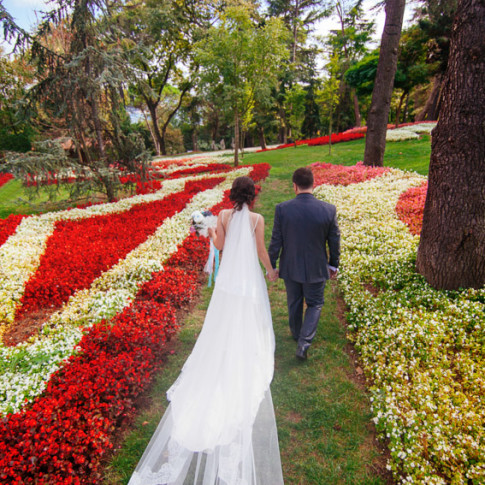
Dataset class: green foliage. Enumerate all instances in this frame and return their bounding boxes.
[285,84,306,141]
[0,49,35,153]
[344,51,379,97]
[317,52,340,151]
[196,5,289,160]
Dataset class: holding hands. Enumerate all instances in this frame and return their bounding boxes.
[266,268,279,282]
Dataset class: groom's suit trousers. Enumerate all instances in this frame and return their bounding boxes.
[284,279,326,350]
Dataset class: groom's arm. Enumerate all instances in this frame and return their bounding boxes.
[268,204,283,270]
[327,207,341,269]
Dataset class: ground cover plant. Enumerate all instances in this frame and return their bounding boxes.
[0,158,269,483]
[313,169,485,484]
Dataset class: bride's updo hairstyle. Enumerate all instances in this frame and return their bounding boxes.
[230,176,256,211]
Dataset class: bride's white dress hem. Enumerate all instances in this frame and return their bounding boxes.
[128,204,284,485]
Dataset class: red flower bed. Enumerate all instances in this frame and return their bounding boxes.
[342,121,436,136]
[17,177,224,318]
[248,163,270,182]
[256,132,364,152]
[168,163,232,179]
[138,268,199,308]
[311,161,390,187]
[0,299,178,483]
[306,132,365,147]
[0,214,27,247]
[152,157,203,169]
[0,163,270,484]
[395,181,427,235]
[0,173,13,188]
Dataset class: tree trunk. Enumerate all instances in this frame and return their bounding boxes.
[90,99,106,160]
[416,74,443,121]
[403,93,410,123]
[352,89,361,127]
[146,99,164,155]
[100,175,116,202]
[291,0,300,63]
[363,0,406,166]
[395,91,407,127]
[416,0,485,290]
[192,130,198,151]
[258,125,267,150]
[234,106,239,167]
[142,109,160,154]
[328,109,333,155]
[278,106,287,144]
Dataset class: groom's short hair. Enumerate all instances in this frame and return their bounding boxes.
[292,168,314,190]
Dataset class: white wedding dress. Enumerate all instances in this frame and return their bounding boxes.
[128,204,284,485]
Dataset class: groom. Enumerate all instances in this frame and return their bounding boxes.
[268,167,340,361]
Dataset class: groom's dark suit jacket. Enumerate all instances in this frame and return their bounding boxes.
[268,193,340,283]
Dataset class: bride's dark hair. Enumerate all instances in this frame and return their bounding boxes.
[229,176,256,211]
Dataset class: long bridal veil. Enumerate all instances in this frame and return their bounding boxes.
[128,205,284,485]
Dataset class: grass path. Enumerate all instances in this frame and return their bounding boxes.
[102,138,431,483]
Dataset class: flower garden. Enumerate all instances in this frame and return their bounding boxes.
[0,149,484,484]
[312,163,485,484]
[0,158,269,483]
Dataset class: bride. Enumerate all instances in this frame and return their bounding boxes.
[128,176,284,484]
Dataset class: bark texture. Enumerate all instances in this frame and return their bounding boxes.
[363,0,406,166]
[416,0,485,290]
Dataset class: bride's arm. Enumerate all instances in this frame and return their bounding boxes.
[254,215,277,280]
[208,211,226,250]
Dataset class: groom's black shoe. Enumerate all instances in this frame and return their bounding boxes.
[295,346,308,361]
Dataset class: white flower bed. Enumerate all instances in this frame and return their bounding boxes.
[0,167,249,415]
[315,170,485,484]
[386,123,437,142]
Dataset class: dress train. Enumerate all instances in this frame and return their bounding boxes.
[128,205,284,485]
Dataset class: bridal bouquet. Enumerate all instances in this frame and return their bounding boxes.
[190,210,217,238]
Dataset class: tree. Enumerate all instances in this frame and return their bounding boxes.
[1,0,148,202]
[285,83,307,141]
[115,0,206,156]
[268,0,330,63]
[416,0,484,290]
[363,0,406,167]
[414,0,457,121]
[317,52,340,153]
[392,25,429,125]
[328,0,374,128]
[197,6,288,165]
[0,49,35,153]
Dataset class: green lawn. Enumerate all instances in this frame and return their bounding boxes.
[0,179,82,219]
[101,136,433,484]
[242,136,430,177]
[2,136,429,483]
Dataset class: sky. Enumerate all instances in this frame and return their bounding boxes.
[1,0,416,55]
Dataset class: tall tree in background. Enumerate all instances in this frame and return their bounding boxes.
[0,48,34,152]
[414,0,457,121]
[416,0,484,290]
[1,0,147,201]
[363,0,405,166]
[268,0,330,63]
[115,0,207,156]
[197,6,288,165]
[329,0,374,127]
[317,51,340,153]
[268,0,329,142]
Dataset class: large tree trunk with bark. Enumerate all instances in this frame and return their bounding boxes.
[363,0,406,166]
[416,0,485,290]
